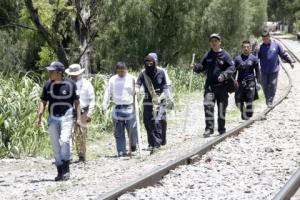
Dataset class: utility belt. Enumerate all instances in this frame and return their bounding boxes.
[239,78,255,88]
[114,104,133,109]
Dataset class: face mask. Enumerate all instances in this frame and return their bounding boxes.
[145,64,156,77]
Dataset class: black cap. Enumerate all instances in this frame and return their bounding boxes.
[209,33,221,41]
[261,31,270,37]
[46,61,65,71]
[115,62,127,69]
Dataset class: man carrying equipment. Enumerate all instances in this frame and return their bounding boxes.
[136,55,174,154]
[65,64,95,162]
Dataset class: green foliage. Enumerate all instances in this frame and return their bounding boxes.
[0,31,27,74]
[0,73,50,157]
[37,45,57,67]
[268,0,300,32]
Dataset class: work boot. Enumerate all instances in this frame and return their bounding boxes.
[219,131,226,135]
[62,160,70,181]
[78,156,86,163]
[54,165,63,181]
[131,145,137,152]
[150,146,160,155]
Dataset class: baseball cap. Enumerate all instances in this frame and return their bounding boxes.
[148,53,158,62]
[144,55,155,62]
[46,61,65,71]
[209,33,221,41]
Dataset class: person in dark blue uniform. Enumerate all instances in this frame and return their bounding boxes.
[258,31,294,107]
[234,40,261,120]
[136,55,174,154]
[191,33,235,137]
[37,61,81,181]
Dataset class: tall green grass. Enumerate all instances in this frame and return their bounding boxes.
[0,73,50,157]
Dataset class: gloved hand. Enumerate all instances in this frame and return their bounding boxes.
[166,99,174,110]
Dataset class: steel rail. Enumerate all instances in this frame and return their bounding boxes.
[273,168,300,200]
[98,38,294,200]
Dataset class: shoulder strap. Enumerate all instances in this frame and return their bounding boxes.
[142,71,160,104]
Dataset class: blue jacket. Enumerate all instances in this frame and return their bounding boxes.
[258,41,292,74]
[234,54,260,82]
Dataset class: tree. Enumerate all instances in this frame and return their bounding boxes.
[24,0,124,74]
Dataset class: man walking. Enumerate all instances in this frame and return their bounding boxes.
[257,31,294,107]
[101,62,138,157]
[65,64,95,162]
[136,55,174,154]
[234,41,260,120]
[37,61,80,181]
[147,52,171,146]
[191,33,235,137]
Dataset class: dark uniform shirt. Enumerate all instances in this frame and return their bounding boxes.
[194,49,235,89]
[40,77,79,116]
[137,69,167,102]
[234,54,260,82]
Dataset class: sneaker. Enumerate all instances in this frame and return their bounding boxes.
[267,102,273,108]
[118,152,127,157]
[203,130,213,138]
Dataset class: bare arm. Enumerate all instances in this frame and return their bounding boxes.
[37,100,47,127]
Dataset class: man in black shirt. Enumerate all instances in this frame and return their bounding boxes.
[191,33,235,137]
[136,55,174,154]
[37,61,80,181]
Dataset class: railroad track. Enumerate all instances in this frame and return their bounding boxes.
[273,37,300,63]
[271,37,300,200]
[98,37,297,200]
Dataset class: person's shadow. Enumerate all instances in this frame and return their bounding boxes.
[30,179,54,183]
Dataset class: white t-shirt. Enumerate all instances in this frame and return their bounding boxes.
[76,78,95,115]
[102,74,136,108]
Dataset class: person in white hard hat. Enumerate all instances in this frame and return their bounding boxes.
[65,64,95,162]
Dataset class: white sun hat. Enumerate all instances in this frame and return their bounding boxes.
[65,64,85,76]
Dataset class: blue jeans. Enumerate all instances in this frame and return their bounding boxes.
[112,105,138,155]
[48,108,74,166]
[260,72,278,104]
